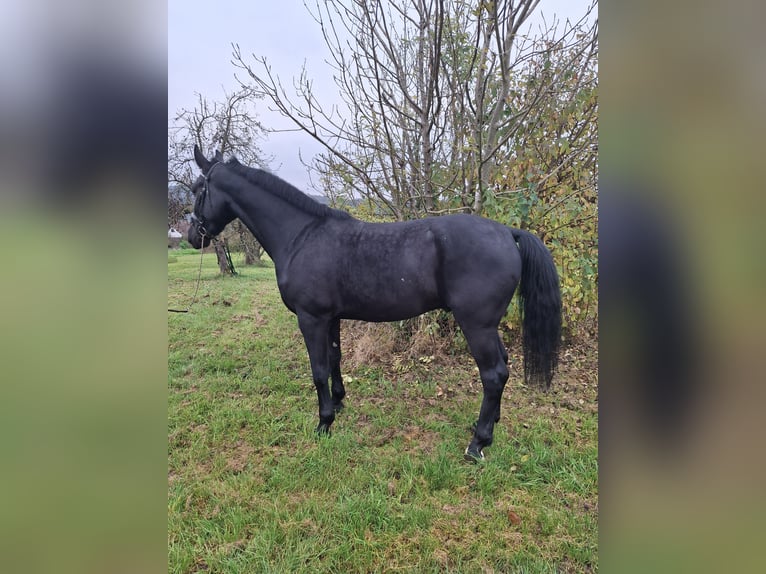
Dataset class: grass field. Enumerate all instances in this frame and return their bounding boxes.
[168,248,598,573]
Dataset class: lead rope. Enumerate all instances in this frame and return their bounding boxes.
[170,163,218,313]
[168,234,207,313]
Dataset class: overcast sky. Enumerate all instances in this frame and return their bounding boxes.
[169,0,596,193]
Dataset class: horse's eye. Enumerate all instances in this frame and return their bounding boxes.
[190,177,205,196]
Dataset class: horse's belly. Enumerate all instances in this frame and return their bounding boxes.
[341,300,443,322]
[338,278,442,322]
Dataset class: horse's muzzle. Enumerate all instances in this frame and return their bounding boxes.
[187,225,211,249]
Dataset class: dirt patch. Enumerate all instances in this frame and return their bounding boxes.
[400,425,441,454]
[215,539,247,556]
[231,310,266,327]
[362,424,441,455]
[224,439,257,474]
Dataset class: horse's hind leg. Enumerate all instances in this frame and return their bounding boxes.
[471,334,508,432]
[328,318,345,412]
[471,334,507,432]
[460,325,510,460]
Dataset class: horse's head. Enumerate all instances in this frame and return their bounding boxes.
[187,145,237,249]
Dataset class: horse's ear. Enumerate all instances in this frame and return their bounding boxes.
[194,144,211,172]
[213,149,224,163]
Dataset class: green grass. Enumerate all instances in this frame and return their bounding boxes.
[169,249,598,573]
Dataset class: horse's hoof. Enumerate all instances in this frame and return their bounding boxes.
[333,401,345,413]
[464,446,485,463]
[315,423,332,436]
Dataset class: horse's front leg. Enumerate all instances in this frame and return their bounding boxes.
[328,317,345,412]
[298,312,334,434]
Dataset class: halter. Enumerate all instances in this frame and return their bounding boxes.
[191,161,223,238]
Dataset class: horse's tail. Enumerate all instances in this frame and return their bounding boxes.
[511,228,562,390]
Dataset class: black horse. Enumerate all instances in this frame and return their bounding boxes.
[187,146,561,460]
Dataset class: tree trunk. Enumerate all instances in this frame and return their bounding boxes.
[213,237,237,275]
[237,220,262,265]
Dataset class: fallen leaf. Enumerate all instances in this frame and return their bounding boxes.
[507,510,522,525]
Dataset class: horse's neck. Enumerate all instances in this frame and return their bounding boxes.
[229,183,316,267]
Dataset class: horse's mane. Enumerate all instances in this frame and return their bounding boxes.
[224,158,351,220]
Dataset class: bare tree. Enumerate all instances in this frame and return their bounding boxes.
[233,0,597,220]
[168,87,272,271]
